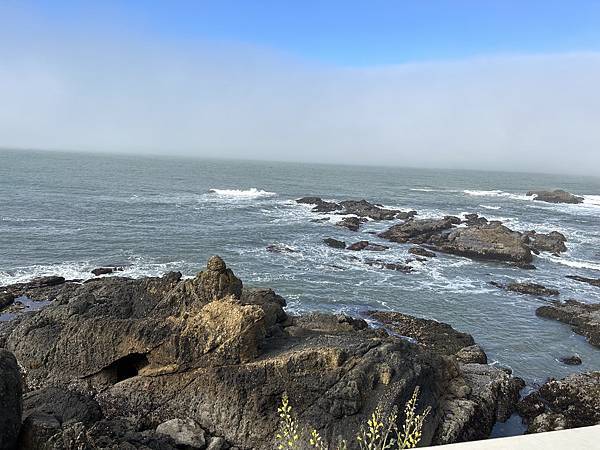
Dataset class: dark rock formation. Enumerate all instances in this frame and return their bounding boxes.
[338,200,414,221]
[379,218,457,244]
[526,189,584,204]
[455,345,488,365]
[408,247,437,258]
[517,372,600,433]
[0,291,15,310]
[463,213,488,226]
[536,300,600,347]
[559,355,582,366]
[296,196,341,213]
[323,238,346,249]
[490,281,559,297]
[566,275,600,288]
[525,231,568,254]
[364,260,414,272]
[432,223,533,264]
[0,349,22,450]
[265,244,297,253]
[1,256,526,448]
[91,266,124,276]
[346,241,389,251]
[336,216,365,231]
[366,311,476,356]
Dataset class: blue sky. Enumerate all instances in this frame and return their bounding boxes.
[2,2,600,174]
[12,1,600,65]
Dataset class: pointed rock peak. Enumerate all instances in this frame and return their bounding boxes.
[207,255,226,272]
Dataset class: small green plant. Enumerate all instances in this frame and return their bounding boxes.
[275,387,430,449]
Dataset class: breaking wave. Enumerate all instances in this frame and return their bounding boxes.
[207,188,277,199]
[463,190,531,201]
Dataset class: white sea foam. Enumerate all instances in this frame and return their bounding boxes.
[0,258,189,286]
[537,253,600,272]
[463,190,531,201]
[207,188,277,199]
[479,204,502,210]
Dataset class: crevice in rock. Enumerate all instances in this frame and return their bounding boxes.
[102,353,149,383]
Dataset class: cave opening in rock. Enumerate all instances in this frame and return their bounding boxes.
[105,353,149,383]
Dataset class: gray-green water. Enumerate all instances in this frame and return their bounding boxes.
[1,149,599,389]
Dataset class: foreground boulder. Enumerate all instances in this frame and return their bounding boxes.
[0,349,22,450]
[4,257,525,449]
[536,300,600,347]
[526,189,584,204]
[518,372,600,433]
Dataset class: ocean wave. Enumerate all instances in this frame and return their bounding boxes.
[207,188,277,199]
[583,195,600,208]
[479,204,502,210]
[0,258,190,286]
[537,253,600,272]
[463,190,531,201]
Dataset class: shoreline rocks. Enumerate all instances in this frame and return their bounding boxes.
[490,281,559,297]
[0,349,22,450]
[536,300,600,347]
[0,257,527,448]
[526,189,584,204]
[517,371,600,433]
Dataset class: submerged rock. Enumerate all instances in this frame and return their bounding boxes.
[566,275,600,288]
[265,244,297,253]
[536,299,600,347]
[323,238,346,249]
[346,241,389,251]
[559,355,582,366]
[408,247,437,258]
[364,260,413,272]
[526,189,584,204]
[517,371,600,433]
[490,281,559,297]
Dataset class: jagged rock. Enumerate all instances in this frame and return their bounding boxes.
[490,281,559,297]
[408,247,436,258]
[338,200,408,221]
[91,267,124,276]
[526,189,584,204]
[526,231,568,254]
[265,244,296,253]
[207,436,225,450]
[463,213,488,226]
[0,291,15,310]
[296,197,341,213]
[323,238,346,249]
[559,355,582,366]
[346,241,389,251]
[156,418,206,448]
[432,223,533,263]
[566,275,600,288]
[517,372,600,433]
[379,218,456,244]
[536,300,600,347]
[366,311,476,356]
[4,257,524,449]
[0,349,22,450]
[364,260,413,272]
[336,216,365,232]
[455,345,488,364]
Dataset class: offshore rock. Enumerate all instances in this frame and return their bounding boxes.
[566,275,600,288]
[536,299,600,347]
[526,231,568,254]
[379,218,456,244]
[526,189,584,204]
[323,238,346,249]
[336,216,365,232]
[490,281,559,297]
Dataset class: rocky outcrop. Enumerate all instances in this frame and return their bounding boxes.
[432,223,533,264]
[91,267,124,276]
[525,231,568,254]
[323,238,346,249]
[336,216,365,231]
[379,217,457,244]
[490,281,559,297]
[517,372,600,433]
[364,260,413,272]
[346,241,389,251]
[463,213,488,226]
[0,291,15,310]
[296,196,341,213]
[3,256,524,449]
[0,349,22,450]
[536,300,600,347]
[566,275,600,288]
[526,189,584,204]
[297,197,416,220]
[409,247,436,258]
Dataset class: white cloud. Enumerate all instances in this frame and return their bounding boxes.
[1,25,600,175]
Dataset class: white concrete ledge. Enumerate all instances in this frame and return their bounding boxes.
[438,425,600,449]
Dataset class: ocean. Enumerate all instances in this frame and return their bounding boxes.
[1,149,599,392]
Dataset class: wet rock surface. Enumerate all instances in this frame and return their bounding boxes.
[517,371,600,433]
[526,189,584,204]
[336,216,366,231]
[0,349,22,450]
[490,281,560,297]
[536,299,600,347]
[408,246,437,258]
[323,238,346,249]
[0,256,527,449]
